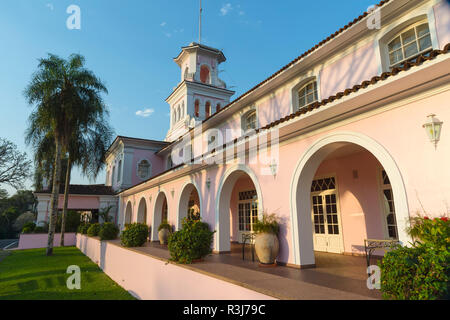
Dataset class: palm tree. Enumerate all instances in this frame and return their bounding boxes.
[25,53,109,256]
[31,120,113,246]
[60,120,113,246]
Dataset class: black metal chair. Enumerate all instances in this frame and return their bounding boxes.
[242,233,256,262]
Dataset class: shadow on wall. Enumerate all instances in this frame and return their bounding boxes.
[277,215,291,264]
[100,241,107,271]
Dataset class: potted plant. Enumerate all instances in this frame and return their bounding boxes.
[158,220,172,245]
[253,213,280,266]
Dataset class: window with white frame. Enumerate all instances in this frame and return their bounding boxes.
[137,160,151,180]
[387,21,432,68]
[298,81,318,110]
[243,110,257,132]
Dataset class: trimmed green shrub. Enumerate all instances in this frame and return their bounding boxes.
[22,226,35,234]
[99,223,120,241]
[379,242,449,300]
[168,218,215,264]
[87,223,101,237]
[120,223,149,247]
[408,216,450,249]
[77,223,91,235]
[158,220,172,232]
[253,213,280,235]
[33,226,46,234]
[379,215,450,300]
[22,222,36,233]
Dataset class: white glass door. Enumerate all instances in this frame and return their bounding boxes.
[311,177,344,253]
[237,190,258,243]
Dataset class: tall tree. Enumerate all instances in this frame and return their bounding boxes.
[60,120,113,246]
[0,138,31,190]
[25,53,109,256]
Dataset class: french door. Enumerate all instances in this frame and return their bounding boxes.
[237,190,258,243]
[311,177,344,253]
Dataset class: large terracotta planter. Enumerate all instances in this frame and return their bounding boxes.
[158,229,170,245]
[254,233,279,265]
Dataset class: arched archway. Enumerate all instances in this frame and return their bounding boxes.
[137,197,147,224]
[177,182,202,230]
[151,191,169,241]
[290,132,410,267]
[215,164,264,253]
[124,201,133,226]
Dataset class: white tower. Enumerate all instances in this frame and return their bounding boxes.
[165,42,235,142]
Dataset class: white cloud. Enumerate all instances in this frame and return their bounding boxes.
[239,11,245,16]
[160,22,167,27]
[46,3,54,11]
[220,3,233,16]
[135,108,155,118]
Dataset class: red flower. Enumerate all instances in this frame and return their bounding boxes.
[441,217,448,222]
[424,217,430,220]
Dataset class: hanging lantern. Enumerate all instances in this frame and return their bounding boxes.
[423,114,443,148]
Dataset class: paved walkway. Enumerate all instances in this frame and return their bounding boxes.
[121,241,381,300]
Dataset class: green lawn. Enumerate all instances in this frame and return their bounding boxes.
[0,247,136,300]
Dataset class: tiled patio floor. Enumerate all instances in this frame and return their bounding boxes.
[122,241,382,300]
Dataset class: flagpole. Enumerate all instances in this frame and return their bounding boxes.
[199,0,202,43]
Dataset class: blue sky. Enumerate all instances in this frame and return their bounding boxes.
[0,0,376,195]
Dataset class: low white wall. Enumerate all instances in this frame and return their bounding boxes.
[76,234,275,300]
[18,233,77,250]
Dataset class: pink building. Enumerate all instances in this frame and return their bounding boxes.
[36,0,450,269]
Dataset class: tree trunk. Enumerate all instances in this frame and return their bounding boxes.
[60,156,71,247]
[46,137,62,256]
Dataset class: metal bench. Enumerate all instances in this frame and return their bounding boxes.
[364,239,400,275]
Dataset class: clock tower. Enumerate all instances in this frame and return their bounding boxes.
[165,42,235,142]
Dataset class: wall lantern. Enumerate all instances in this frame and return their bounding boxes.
[149,195,152,203]
[206,177,211,190]
[269,159,278,177]
[171,189,175,198]
[423,114,443,148]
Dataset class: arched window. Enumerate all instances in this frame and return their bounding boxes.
[200,65,210,84]
[244,110,257,132]
[137,160,151,180]
[216,103,221,113]
[184,67,189,80]
[298,81,318,110]
[387,21,432,68]
[194,100,200,117]
[205,101,211,118]
[177,105,182,121]
[111,166,116,186]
